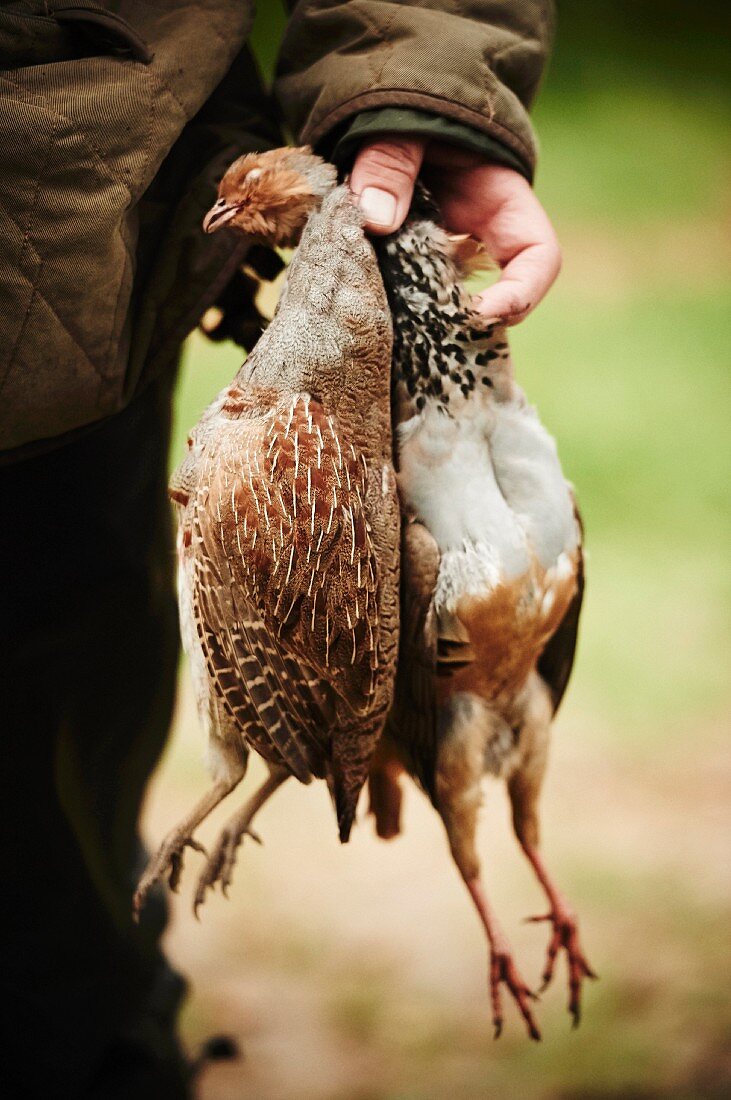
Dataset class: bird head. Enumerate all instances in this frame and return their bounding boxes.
[203,146,337,247]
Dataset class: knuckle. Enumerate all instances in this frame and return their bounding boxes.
[358,140,421,182]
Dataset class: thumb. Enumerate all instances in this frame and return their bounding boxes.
[350,137,425,235]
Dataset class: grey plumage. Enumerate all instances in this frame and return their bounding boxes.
[135,168,400,916]
[370,186,594,1039]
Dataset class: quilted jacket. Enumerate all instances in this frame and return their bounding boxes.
[0,0,553,459]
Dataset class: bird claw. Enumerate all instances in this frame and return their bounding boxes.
[529,907,597,1025]
[193,826,261,916]
[489,949,542,1042]
[134,835,206,920]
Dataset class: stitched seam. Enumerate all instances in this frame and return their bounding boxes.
[1,275,42,400]
[1,176,138,371]
[0,195,44,268]
[141,8,229,122]
[477,7,492,120]
[96,73,158,376]
[100,221,134,388]
[1,63,158,202]
[1,111,58,394]
[356,2,387,88]
[373,9,396,85]
[145,66,187,121]
[105,63,156,205]
[0,64,155,398]
[25,281,105,378]
[0,71,133,197]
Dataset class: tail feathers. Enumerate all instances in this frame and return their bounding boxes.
[333,779,360,843]
[329,725,383,842]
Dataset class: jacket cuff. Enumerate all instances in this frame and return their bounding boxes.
[327,107,531,180]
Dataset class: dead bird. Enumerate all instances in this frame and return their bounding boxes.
[368,185,596,1040]
[134,148,400,917]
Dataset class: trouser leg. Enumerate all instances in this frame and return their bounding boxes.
[0,375,188,1098]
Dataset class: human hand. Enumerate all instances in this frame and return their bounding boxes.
[350,137,561,324]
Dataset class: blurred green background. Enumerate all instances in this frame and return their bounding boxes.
[145,2,731,1097]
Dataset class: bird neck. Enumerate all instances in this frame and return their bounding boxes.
[377,217,516,414]
[234,185,392,429]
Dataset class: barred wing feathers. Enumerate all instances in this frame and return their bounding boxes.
[193,391,382,786]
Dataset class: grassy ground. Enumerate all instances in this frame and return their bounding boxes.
[143,10,731,1097]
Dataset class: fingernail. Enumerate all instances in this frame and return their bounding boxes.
[359,187,397,227]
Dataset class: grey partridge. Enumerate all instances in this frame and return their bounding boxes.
[368,186,596,1039]
[134,149,400,916]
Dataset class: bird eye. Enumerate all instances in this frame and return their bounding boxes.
[247,168,262,181]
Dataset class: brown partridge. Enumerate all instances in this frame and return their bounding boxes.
[135,148,400,916]
[368,187,596,1039]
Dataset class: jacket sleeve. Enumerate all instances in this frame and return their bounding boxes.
[329,107,531,179]
[274,1,555,181]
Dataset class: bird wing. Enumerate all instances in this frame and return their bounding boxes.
[192,393,381,782]
[194,543,324,782]
[388,518,441,802]
[537,499,585,714]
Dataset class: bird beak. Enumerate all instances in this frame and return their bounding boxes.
[203,198,241,234]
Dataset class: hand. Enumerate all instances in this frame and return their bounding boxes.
[350,137,561,324]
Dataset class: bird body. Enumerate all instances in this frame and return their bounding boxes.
[371,190,594,1037]
[398,363,579,706]
[377,197,581,776]
[136,161,399,914]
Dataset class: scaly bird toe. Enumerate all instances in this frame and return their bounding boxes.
[193,826,262,918]
[133,835,207,920]
[489,950,542,1042]
[527,909,597,1025]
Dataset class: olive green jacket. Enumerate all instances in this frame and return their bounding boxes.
[0,0,552,459]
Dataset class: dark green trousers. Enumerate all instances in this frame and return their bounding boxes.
[0,376,189,1098]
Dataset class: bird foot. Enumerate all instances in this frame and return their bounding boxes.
[193,824,262,917]
[489,947,541,1041]
[133,834,207,919]
[526,906,597,1026]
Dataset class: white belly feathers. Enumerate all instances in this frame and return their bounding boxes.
[397,389,579,634]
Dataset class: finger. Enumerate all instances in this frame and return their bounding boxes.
[350,137,425,235]
[473,238,562,325]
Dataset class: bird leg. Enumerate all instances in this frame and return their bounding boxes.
[193,766,289,915]
[436,698,541,1040]
[134,776,239,919]
[508,770,597,1027]
[522,843,597,1025]
[464,874,541,1041]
